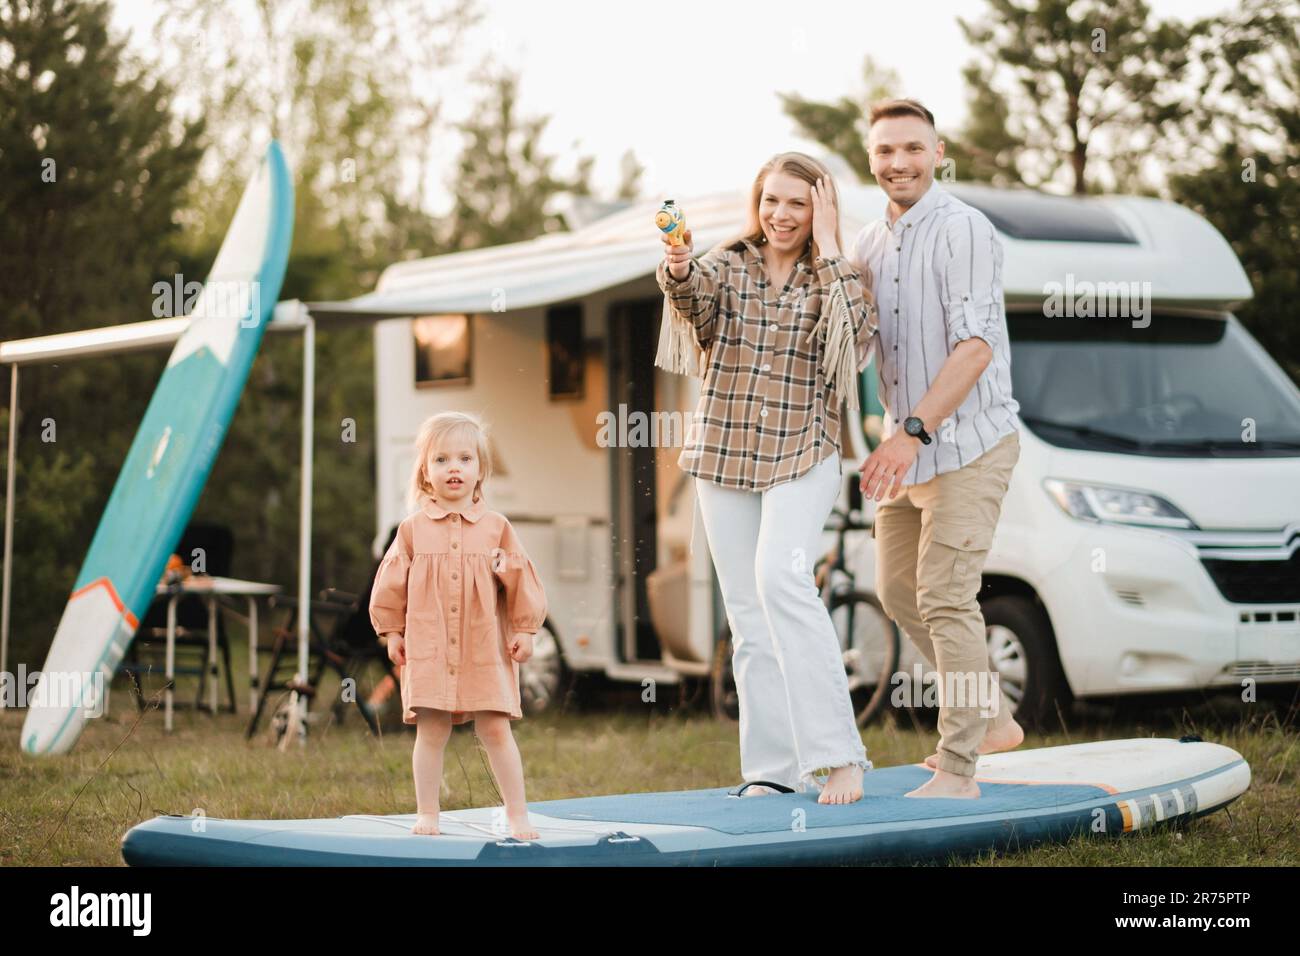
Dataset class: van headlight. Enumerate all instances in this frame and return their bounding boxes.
[1043,480,1197,529]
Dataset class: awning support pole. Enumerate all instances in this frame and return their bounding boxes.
[1,365,16,707]
[282,310,315,748]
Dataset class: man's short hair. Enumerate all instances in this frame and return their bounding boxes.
[868,98,936,129]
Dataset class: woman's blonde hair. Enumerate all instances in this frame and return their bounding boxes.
[731,152,845,260]
[407,411,493,512]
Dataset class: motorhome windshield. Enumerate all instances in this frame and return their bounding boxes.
[1008,313,1300,457]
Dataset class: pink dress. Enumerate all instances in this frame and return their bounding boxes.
[368,496,547,724]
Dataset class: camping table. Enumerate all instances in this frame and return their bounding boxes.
[155,576,282,732]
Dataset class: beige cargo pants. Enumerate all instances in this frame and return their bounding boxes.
[874,430,1020,776]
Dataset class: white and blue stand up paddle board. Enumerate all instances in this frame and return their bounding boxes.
[22,142,294,756]
[121,738,1248,866]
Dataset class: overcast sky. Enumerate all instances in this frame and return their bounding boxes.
[112,0,1237,208]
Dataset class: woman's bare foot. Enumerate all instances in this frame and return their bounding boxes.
[923,719,1024,769]
[906,769,980,799]
[817,764,864,805]
[507,812,538,840]
[412,812,441,835]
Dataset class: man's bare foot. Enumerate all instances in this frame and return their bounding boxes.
[412,812,441,835]
[923,719,1025,769]
[507,813,538,840]
[905,769,980,798]
[817,764,864,805]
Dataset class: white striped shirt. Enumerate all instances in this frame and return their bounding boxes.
[850,183,1020,485]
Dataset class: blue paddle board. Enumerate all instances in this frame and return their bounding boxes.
[22,141,294,756]
[120,738,1248,866]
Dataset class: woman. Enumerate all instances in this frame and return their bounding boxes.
[656,153,877,804]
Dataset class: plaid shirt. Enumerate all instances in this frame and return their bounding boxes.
[656,237,876,492]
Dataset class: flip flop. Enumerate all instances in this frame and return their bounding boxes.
[727,780,795,797]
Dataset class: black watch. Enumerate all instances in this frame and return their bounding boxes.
[903,416,932,445]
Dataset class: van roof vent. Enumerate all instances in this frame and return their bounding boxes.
[948,185,1138,244]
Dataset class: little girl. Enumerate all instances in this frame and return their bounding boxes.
[369,411,548,839]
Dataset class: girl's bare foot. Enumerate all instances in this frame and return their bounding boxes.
[906,769,980,798]
[923,719,1024,769]
[507,813,538,840]
[817,764,864,805]
[412,812,441,835]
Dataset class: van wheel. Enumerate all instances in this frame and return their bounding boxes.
[520,622,569,716]
[981,595,1071,729]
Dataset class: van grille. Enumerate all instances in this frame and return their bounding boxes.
[1201,554,1300,604]
[1226,662,1300,679]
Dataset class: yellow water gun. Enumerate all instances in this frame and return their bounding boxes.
[655,199,687,245]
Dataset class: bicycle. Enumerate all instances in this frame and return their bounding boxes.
[709,473,902,727]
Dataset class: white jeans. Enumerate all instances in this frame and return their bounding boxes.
[695,451,871,791]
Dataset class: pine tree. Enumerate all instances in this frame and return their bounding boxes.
[958,0,1195,194]
[446,69,594,251]
[0,0,204,659]
[1168,0,1300,383]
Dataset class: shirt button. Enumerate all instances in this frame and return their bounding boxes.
[451,514,458,521]
[893,345,898,350]
[894,379,899,384]
[452,542,458,549]
[896,246,901,252]
[769,323,778,332]
[451,572,458,580]
[893,308,898,314]
[893,277,899,283]
[761,363,771,371]
[760,408,768,418]
[451,605,457,612]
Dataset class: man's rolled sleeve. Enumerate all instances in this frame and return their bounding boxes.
[940,214,1005,352]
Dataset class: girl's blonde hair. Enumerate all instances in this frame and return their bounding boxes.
[407,412,493,512]
[730,152,845,261]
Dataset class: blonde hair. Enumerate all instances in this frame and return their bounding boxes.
[731,152,845,261]
[407,412,493,512]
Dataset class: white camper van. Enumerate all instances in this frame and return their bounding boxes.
[944,185,1300,720]
[346,181,1300,722]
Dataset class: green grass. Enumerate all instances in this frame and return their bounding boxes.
[1,672,1296,867]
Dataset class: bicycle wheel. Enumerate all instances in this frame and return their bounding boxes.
[830,589,900,727]
[709,591,900,727]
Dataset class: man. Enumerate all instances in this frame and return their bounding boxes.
[849,99,1023,799]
